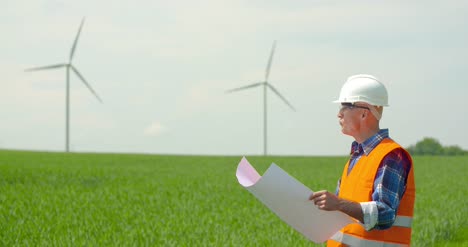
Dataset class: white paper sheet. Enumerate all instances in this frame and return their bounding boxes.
[236,157,355,243]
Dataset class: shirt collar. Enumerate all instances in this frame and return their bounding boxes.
[350,129,390,155]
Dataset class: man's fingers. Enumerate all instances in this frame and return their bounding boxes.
[309,190,326,200]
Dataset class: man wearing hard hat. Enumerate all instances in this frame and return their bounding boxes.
[309,75,415,247]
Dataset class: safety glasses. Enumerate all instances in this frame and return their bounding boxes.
[339,103,370,112]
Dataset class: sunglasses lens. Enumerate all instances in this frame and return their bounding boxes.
[340,103,353,111]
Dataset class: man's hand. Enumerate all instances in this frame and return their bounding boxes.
[309,190,364,222]
[308,190,341,211]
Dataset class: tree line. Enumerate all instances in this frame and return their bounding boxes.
[406,137,467,156]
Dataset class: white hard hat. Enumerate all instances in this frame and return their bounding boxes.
[333,74,389,106]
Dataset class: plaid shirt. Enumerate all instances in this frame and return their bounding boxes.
[335,129,412,230]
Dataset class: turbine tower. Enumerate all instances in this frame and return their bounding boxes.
[226,41,295,156]
[25,18,103,152]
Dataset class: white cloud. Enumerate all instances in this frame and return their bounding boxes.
[144,121,166,136]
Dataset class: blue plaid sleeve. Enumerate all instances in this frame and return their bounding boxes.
[335,179,341,195]
[372,148,411,230]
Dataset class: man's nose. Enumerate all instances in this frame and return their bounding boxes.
[337,111,343,118]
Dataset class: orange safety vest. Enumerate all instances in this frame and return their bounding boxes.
[327,138,415,247]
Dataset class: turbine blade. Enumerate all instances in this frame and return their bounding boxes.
[225,82,264,93]
[265,40,276,82]
[70,65,103,103]
[267,83,296,111]
[24,63,67,72]
[69,17,85,62]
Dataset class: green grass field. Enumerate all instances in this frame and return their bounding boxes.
[0,150,466,246]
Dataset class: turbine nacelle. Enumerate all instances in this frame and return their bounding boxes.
[225,81,295,112]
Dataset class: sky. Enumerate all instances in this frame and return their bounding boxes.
[2,0,468,156]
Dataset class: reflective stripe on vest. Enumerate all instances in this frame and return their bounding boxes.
[330,231,409,247]
[393,216,412,228]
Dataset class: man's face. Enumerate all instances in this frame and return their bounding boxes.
[337,103,369,136]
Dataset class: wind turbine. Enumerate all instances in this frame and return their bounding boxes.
[226,41,295,156]
[25,17,103,153]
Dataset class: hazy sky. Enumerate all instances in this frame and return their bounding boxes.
[2,1,467,156]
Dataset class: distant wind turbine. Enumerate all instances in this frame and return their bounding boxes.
[226,41,295,156]
[25,17,103,152]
